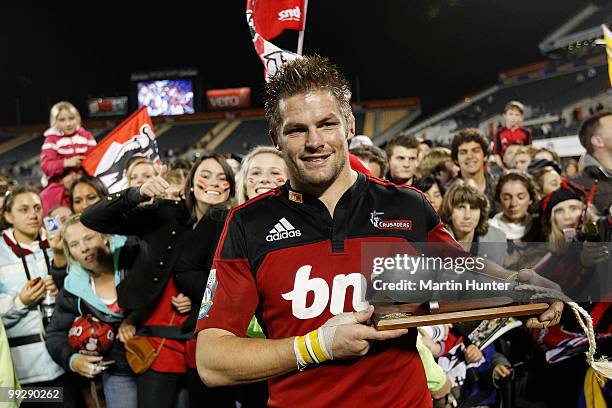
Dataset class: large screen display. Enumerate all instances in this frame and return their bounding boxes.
[137,79,194,116]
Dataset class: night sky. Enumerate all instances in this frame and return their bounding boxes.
[0,0,594,126]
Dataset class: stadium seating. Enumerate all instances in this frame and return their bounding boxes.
[406,61,610,145]
[156,122,216,153]
[214,119,271,155]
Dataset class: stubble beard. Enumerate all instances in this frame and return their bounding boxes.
[282,149,347,194]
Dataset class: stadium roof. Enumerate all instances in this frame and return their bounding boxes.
[539,2,612,53]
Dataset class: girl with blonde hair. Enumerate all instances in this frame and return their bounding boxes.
[40,101,96,215]
[235,146,287,205]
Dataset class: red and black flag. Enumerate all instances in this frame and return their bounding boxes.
[246,0,303,80]
[250,0,305,41]
[82,107,160,193]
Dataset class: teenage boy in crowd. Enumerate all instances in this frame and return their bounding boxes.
[449,128,497,209]
[385,133,420,185]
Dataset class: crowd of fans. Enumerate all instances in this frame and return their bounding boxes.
[0,85,611,408]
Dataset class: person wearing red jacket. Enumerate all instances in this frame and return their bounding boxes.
[493,101,532,170]
[40,101,96,216]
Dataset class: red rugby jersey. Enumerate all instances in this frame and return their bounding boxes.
[196,173,457,407]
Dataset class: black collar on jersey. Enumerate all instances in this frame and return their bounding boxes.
[281,171,367,207]
[280,172,368,252]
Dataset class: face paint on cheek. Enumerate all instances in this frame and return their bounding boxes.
[275,177,286,185]
[196,178,208,190]
[221,181,231,192]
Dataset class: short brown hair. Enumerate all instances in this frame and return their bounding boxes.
[533,147,561,164]
[532,166,559,196]
[3,184,41,214]
[450,128,490,162]
[494,171,539,205]
[514,145,535,157]
[163,168,188,186]
[350,145,388,176]
[264,55,352,145]
[385,134,419,158]
[418,147,451,178]
[440,181,490,237]
[578,110,612,155]
[504,100,524,114]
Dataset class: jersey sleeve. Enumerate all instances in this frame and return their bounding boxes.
[194,211,259,337]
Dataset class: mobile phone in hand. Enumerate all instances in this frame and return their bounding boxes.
[44,216,60,239]
[562,227,577,242]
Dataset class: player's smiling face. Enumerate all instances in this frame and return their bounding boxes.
[277,90,354,190]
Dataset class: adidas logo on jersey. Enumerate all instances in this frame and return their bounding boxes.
[266,217,302,242]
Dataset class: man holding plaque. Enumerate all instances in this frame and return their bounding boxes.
[195,55,563,407]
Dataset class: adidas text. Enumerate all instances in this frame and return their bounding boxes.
[266,230,301,242]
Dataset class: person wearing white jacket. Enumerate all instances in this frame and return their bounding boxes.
[0,185,77,407]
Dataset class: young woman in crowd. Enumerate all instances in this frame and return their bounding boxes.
[235,146,288,407]
[439,181,506,264]
[413,175,445,213]
[236,146,287,205]
[489,172,542,269]
[537,180,607,295]
[531,163,562,196]
[81,154,235,408]
[48,174,109,275]
[126,158,158,188]
[533,180,611,406]
[0,185,77,407]
[40,102,96,215]
[69,175,108,215]
[46,215,137,408]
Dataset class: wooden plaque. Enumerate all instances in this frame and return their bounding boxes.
[373,303,550,330]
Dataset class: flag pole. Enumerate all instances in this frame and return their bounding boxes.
[297,0,308,55]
